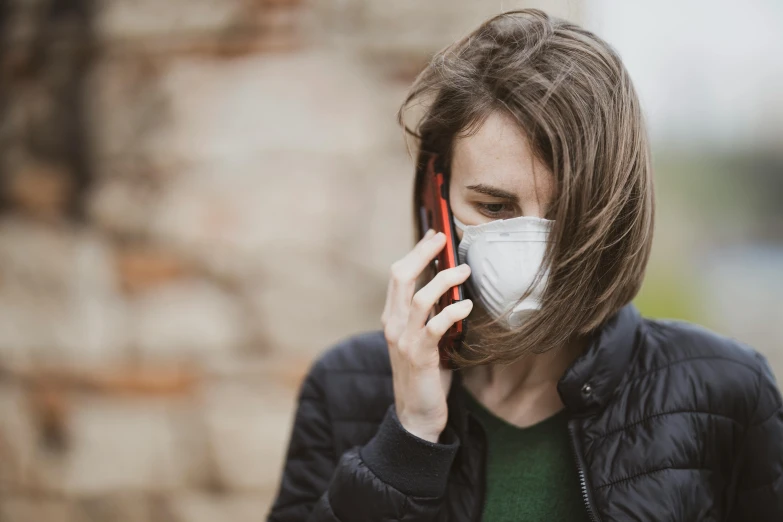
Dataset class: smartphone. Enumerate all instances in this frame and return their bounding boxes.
[417,154,467,367]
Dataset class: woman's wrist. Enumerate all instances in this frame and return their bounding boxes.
[398,415,444,443]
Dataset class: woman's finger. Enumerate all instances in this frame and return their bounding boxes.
[423,299,474,341]
[380,277,393,327]
[387,231,447,322]
[382,229,435,326]
[407,264,471,329]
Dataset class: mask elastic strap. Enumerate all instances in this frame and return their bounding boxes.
[452,216,468,232]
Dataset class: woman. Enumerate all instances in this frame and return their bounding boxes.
[267,9,783,521]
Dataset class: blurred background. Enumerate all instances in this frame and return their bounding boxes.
[0,0,780,520]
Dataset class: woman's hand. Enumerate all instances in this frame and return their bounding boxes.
[380,229,473,443]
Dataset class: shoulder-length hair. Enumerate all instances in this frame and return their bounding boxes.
[400,9,655,367]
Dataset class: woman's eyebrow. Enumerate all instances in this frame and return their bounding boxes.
[465,184,519,202]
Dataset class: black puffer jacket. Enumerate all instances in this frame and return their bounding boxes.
[266,304,783,521]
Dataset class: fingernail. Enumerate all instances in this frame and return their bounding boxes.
[462,299,473,308]
[424,229,435,239]
[434,232,445,240]
[459,264,471,273]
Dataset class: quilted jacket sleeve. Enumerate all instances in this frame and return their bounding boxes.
[730,352,783,521]
[266,356,460,522]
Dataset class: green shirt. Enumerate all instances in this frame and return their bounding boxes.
[462,390,591,522]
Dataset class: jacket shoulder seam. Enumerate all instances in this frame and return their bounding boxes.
[631,355,761,381]
[620,355,760,398]
[593,409,744,441]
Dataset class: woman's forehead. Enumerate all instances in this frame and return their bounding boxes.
[451,112,554,196]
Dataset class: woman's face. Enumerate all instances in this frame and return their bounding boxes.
[449,111,555,241]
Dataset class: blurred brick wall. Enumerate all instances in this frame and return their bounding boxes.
[0,1,582,520]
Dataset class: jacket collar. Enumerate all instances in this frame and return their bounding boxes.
[557,302,642,415]
[447,302,643,441]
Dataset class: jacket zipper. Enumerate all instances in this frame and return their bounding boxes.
[568,419,600,522]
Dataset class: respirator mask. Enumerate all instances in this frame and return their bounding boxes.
[453,215,553,329]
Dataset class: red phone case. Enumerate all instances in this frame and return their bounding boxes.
[418,155,466,367]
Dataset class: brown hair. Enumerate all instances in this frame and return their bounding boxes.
[399,9,655,367]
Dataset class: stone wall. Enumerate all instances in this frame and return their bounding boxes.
[0,1,584,520]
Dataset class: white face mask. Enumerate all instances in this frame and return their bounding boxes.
[454,215,554,329]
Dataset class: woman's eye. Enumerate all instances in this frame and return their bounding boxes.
[478,203,508,216]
